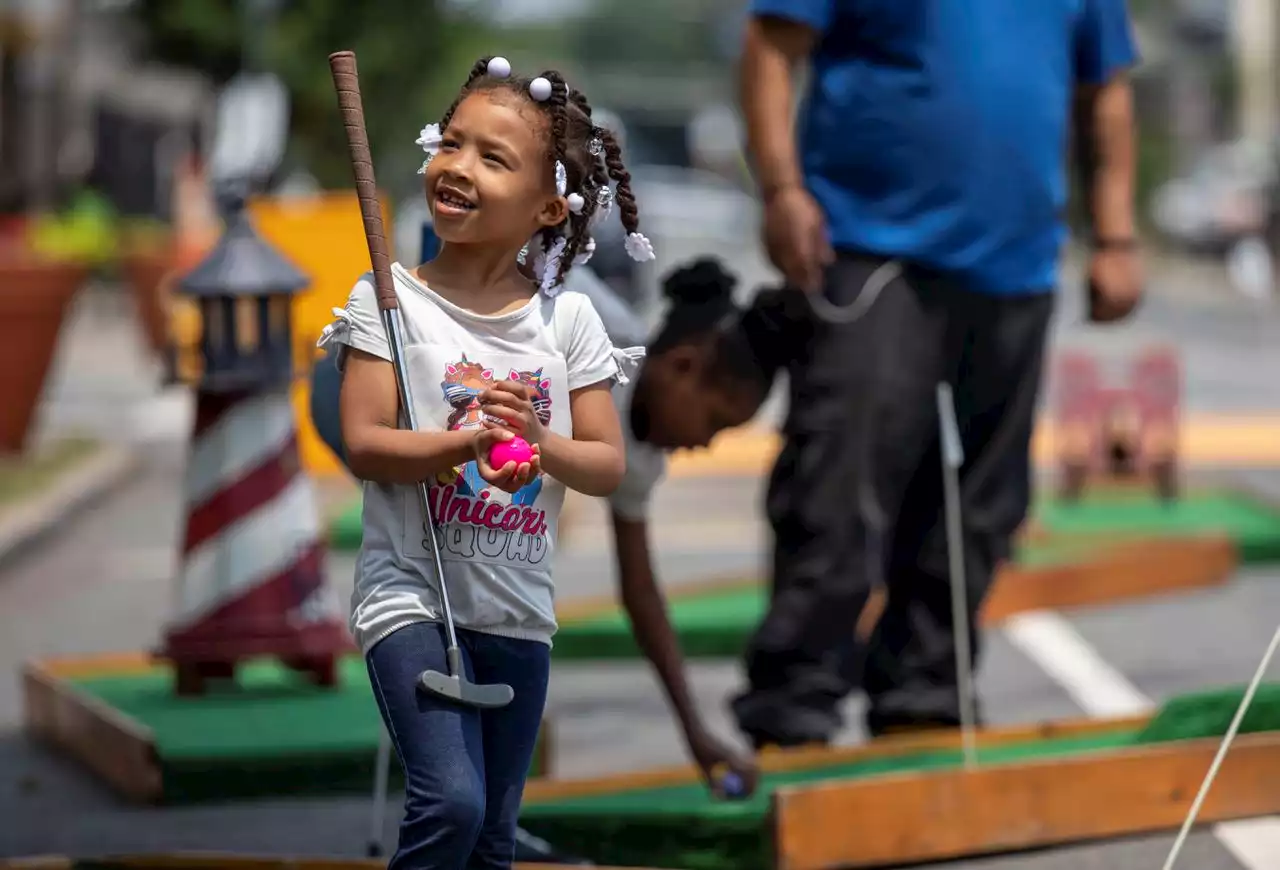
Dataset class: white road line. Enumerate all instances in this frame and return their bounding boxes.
[1215,818,1280,868]
[1004,612,1152,717]
[1002,610,1280,870]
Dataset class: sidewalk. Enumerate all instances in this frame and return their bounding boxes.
[31,283,192,450]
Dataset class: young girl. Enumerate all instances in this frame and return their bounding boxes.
[317,56,652,870]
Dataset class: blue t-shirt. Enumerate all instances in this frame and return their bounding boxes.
[750,0,1138,294]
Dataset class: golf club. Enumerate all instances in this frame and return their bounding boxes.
[936,382,979,770]
[329,50,515,714]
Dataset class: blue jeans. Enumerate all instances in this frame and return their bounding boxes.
[366,622,550,870]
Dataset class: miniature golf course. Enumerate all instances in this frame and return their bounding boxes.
[29,654,548,804]
[328,486,1280,560]
[547,530,1231,660]
[1035,488,1280,564]
[517,685,1280,870]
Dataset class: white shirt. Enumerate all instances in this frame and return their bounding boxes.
[559,267,668,521]
[320,263,626,652]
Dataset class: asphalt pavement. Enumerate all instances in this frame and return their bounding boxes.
[1,252,1279,868]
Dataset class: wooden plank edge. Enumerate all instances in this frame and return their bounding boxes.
[557,530,1236,633]
[26,653,554,788]
[31,651,159,679]
[14,857,671,870]
[771,729,1280,870]
[981,533,1238,624]
[21,659,162,803]
[523,712,1148,803]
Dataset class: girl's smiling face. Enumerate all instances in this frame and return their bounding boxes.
[425,91,566,248]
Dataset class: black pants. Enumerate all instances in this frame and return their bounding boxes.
[731,252,1055,746]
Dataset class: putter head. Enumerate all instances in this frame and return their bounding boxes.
[418,669,514,709]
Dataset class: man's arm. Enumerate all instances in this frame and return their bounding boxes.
[1073,76,1136,242]
[1072,0,1140,241]
[739,14,821,199]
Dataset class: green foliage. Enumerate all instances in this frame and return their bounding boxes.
[130,0,500,191]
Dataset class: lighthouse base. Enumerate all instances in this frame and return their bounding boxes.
[161,623,353,696]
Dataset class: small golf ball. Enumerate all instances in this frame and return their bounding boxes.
[719,771,746,799]
[489,437,534,469]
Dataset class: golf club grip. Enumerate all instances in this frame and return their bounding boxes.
[329,50,397,311]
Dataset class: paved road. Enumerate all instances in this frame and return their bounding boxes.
[1,256,1279,868]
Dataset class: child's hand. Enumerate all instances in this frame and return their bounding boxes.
[479,381,547,444]
[473,427,541,494]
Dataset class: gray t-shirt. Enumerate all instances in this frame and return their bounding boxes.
[320,264,625,653]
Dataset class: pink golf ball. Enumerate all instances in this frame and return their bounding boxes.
[489,436,534,469]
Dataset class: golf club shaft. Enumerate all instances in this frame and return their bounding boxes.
[937,382,978,770]
[330,50,461,656]
[382,307,461,652]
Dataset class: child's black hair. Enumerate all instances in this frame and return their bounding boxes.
[650,257,804,397]
[436,57,640,286]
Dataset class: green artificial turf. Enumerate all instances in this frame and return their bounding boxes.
[520,684,1280,870]
[1036,489,1280,564]
[68,656,546,803]
[551,536,1109,661]
[330,500,364,551]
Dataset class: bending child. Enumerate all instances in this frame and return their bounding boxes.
[317,56,652,870]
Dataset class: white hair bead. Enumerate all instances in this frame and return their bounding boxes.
[566,192,585,213]
[486,56,511,78]
[529,76,553,102]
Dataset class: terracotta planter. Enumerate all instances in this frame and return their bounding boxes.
[121,247,177,357]
[0,259,87,454]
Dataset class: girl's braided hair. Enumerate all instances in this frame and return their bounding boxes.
[652,257,804,397]
[433,57,645,288]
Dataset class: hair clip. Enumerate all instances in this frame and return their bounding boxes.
[592,186,614,225]
[529,76,553,102]
[539,236,568,297]
[624,232,655,263]
[416,123,441,154]
[573,236,596,265]
[417,155,433,175]
[554,161,567,197]
[486,56,511,77]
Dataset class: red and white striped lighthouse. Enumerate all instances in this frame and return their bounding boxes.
[157,191,349,696]
[160,387,350,695]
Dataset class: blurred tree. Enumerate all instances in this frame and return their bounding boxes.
[562,0,733,71]
[130,0,498,190]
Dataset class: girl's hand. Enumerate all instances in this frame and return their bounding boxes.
[479,381,547,444]
[473,427,541,494]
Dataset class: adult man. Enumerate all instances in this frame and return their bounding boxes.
[731,0,1145,748]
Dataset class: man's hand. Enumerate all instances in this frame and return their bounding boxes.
[687,728,760,799]
[763,187,833,294]
[1087,245,1144,323]
[479,380,548,443]
[472,426,541,494]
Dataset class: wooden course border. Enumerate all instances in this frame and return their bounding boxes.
[0,857,667,870]
[521,713,1280,869]
[555,533,1239,631]
[21,652,554,805]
